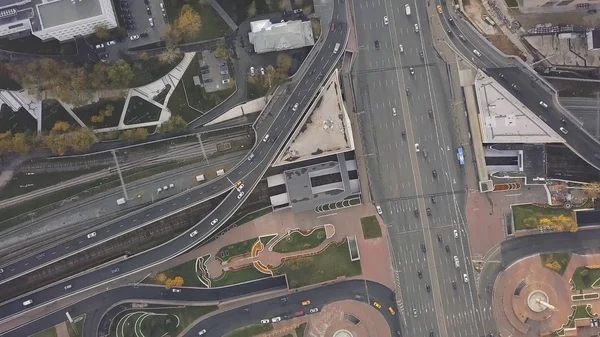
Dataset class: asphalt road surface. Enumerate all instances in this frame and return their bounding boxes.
[0,277,287,337]
[352,0,484,336]
[181,280,400,337]
[558,97,600,140]
[0,0,348,323]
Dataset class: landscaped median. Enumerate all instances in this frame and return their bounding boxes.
[572,266,600,290]
[511,203,580,232]
[272,228,327,253]
[109,306,216,337]
[541,253,572,276]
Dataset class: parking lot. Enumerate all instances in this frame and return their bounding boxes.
[197,50,233,92]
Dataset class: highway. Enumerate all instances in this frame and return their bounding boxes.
[0,277,287,337]
[352,0,483,337]
[181,280,400,337]
[0,0,349,323]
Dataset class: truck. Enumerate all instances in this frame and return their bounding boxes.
[333,42,340,54]
[195,174,205,182]
[216,169,225,176]
[116,197,126,205]
[482,15,496,26]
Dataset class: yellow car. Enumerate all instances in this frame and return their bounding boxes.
[437,5,442,13]
[302,300,311,306]
[388,307,396,315]
[373,302,382,309]
[236,180,242,186]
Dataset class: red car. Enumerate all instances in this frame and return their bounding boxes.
[330,23,335,32]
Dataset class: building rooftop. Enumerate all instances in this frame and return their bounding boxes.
[37,0,101,29]
[0,0,30,10]
[474,71,564,144]
[248,19,314,54]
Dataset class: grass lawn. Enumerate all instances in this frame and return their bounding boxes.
[272,228,326,253]
[504,0,518,7]
[147,259,204,287]
[215,237,258,262]
[260,234,276,246]
[167,54,235,123]
[0,105,37,133]
[274,240,362,288]
[572,266,600,290]
[295,323,307,337]
[42,99,77,131]
[247,80,269,100]
[73,98,126,129]
[67,316,85,337]
[0,35,76,55]
[31,327,58,337]
[211,266,268,287]
[224,324,273,337]
[360,216,382,239]
[123,96,162,125]
[215,0,272,25]
[540,253,571,276]
[129,55,184,88]
[163,2,232,43]
[574,304,595,319]
[110,306,216,337]
[512,204,574,231]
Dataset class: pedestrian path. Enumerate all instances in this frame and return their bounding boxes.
[208,0,238,31]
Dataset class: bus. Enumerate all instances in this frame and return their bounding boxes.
[457,147,465,166]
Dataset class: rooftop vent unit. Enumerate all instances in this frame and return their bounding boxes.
[0,9,17,19]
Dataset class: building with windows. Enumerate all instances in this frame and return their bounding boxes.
[0,0,117,42]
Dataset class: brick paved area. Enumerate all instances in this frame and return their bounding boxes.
[306,300,392,337]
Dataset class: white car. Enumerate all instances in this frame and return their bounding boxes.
[271,317,281,323]
[149,18,154,27]
[106,40,116,46]
[250,66,255,76]
[414,24,419,33]
[163,185,168,190]
[64,284,72,290]
[261,319,270,324]
[473,49,482,57]
[190,230,198,237]
[222,79,230,84]
[383,16,389,25]
[198,329,206,336]
[87,232,97,239]
[130,34,140,41]
[463,273,469,283]
[157,187,162,193]
[560,127,568,134]
[292,103,299,111]
[210,218,218,226]
[160,2,165,11]
[236,183,244,192]
[260,67,265,75]
[237,191,245,199]
[453,229,458,238]
[415,143,420,152]
[376,205,383,215]
[392,108,397,116]
[169,183,175,188]
[409,67,414,75]
[399,44,404,52]
[263,134,270,142]
[309,308,319,313]
[172,288,181,293]
[539,101,548,108]
[95,44,105,50]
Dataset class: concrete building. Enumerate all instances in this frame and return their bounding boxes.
[248,19,314,54]
[587,30,600,51]
[0,0,117,42]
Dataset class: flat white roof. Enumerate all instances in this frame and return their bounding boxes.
[37,0,102,29]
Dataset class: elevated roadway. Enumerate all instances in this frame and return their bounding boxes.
[0,0,349,324]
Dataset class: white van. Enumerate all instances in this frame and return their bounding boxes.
[405,4,411,15]
[454,256,460,268]
[333,42,341,54]
[23,299,33,306]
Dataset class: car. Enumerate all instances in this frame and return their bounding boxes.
[222,79,230,84]
[426,284,431,292]
[149,18,154,27]
[126,19,134,24]
[122,8,130,12]
[64,284,72,290]
[399,44,404,52]
[309,307,319,313]
[106,40,116,46]
[414,143,420,152]
[431,196,436,203]
[453,229,458,238]
[437,234,442,242]
[260,67,265,75]
[198,329,206,336]
[448,17,454,25]
[463,273,469,283]
[190,230,198,237]
[459,34,466,41]
[302,300,311,306]
[0,268,3,274]
[237,191,245,199]
[409,67,414,75]
[452,281,457,289]
[37,253,45,259]
[23,299,33,306]
[210,218,218,226]
[419,51,424,59]
[418,270,422,278]
[172,288,181,292]
[421,243,426,252]
[237,183,245,192]
[376,205,383,214]
[589,9,597,13]
[539,101,548,108]
[140,32,149,37]
[373,302,382,309]
[292,103,299,111]
[432,170,437,178]
[126,24,136,30]
[130,35,140,41]
[330,23,335,32]
[157,187,162,193]
[111,268,120,273]
[392,107,397,116]
[423,149,428,157]
[120,2,129,6]
[560,127,568,134]
[250,66,255,76]
[95,44,105,50]
[160,2,165,11]
[406,88,410,96]
[317,73,324,80]
[271,317,281,323]
[374,40,380,50]
[414,209,419,217]
[414,24,419,33]
[454,255,460,268]
[384,16,389,25]
[146,6,152,14]
[511,83,520,91]
[498,73,506,80]
[560,118,566,124]
[426,208,432,216]
[247,152,255,161]
[473,49,482,57]
[163,185,168,190]
[447,29,453,36]
[263,134,270,142]
[445,245,450,252]
[87,232,97,239]
[436,5,442,13]
[388,307,396,315]
[293,8,303,13]
[412,308,417,317]
[169,183,175,188]
[428,110,433,118]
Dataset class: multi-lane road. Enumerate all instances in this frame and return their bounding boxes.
[0,1,349,323]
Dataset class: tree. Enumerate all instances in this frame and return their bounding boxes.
[545,261,561,272]
[523,217,538,229]
[45,133,68,155]
[176,5,202,40]
[581,269,590,277]
[248,1,257,17]
[70,127,96,152]
[94,24,110,40]
[159,46,183,64]
[215,46,229,59]
[172,276,184,287]
[162,27,183,47]
[108,59,134,87]
[121,128,149,141]
[277,54,293,73]
[104,104,114,117]
[584,182,600,198]
[51,121,70,133]
[0,131,13,154]
[158,115,187,133]
[12,133,32,154]
[91,115,104,124]
[139,51,150,61]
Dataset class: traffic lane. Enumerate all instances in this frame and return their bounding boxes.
[1,277,287,337]
[0,16,350,321]
[560,97,600,108]
[183,280,400,337]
